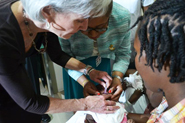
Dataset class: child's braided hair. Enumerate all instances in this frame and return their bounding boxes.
[133,0,185,83]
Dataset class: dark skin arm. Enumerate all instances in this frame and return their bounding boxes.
[124,70,145,104]
[122,81,143,104]
[128,90,143,104]
[127,113,150,123]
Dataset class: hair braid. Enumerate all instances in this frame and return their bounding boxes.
[138,19,149,61]
[138,0,185,83]
[153,17,161,60]
[147,19,155,70]
[157,18,171,71]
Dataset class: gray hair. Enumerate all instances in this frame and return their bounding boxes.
[20,0,112,22]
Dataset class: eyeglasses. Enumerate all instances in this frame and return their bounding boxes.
[82,18,109,33]
[83,27,108,33]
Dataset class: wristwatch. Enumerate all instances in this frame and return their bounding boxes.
[83,65,92,75]
[112,75,122,82]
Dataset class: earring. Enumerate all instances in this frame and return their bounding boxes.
[46,21,51,29]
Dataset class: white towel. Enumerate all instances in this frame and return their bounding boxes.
[66,102,127,123]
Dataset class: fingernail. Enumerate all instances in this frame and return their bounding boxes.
[109,90,112,93]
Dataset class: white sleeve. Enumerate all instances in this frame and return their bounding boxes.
[67,69,83,81]
[113,0,141,14]
[142,0,155,7]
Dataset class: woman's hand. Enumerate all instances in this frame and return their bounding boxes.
[83,82,100,97]
[89,69,112,87]
[108,78,123,101]
[85,94,120,114]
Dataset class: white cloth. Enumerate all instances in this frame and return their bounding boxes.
[66,103,127,123]
[113,0,155,14]
[124,71,143,91]
[119,87,148,114]
[142,0,155,7]
[119,71,148,113]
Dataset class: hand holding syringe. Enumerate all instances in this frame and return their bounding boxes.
[104,82,108,94]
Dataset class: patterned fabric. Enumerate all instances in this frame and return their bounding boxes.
[147,97,185,123]
[59,2,131,81]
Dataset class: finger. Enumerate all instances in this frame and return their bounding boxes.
[106,74,112,81]
[87,88,99,95]
[103,110,117,114]
[108,88,120,101]
[88,88,100,95]
[111,89,122,101]
[104,99,117,106]
[101,76,112,87]
[101,94,113,100]
[94,78,105,85]
[104,105,120,114]
[104,74,112,84]
[107,75,112,83]
[107,86,116,94]
[111,95,119,102]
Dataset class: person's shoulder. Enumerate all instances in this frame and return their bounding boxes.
[0,21,23,56]
[172,112,185,123]
[111,2,130,23]
[112,2,130,16]
[108,3,131,32]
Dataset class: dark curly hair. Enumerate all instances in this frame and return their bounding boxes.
[133,0,185,83]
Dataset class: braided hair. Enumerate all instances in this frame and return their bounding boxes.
[135,0,185,83]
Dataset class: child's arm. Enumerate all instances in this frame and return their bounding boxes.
[128,90,143,104]
[127,113,150,123]
[123,90,143,112]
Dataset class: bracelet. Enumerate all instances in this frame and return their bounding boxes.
[83,65,92,75]
[112,75,122,82]
[82,80,89,87]
[87,68,95,76]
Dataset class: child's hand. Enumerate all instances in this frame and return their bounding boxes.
[127,119,135,123]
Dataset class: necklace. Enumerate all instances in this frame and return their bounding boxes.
[22,10,48,54]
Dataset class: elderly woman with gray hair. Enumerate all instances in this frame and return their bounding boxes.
[0,0,119,122]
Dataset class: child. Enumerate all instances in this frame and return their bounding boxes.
[119,71,149,114]
[126,88,163,123]
[133,0,185,122]
[119,72,163,122]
